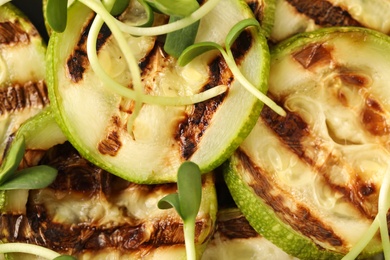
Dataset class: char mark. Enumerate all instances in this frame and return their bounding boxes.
[67,16,112,83]
[0,21,30,45]
[286,0,361,27]
[236,149,345,247]
[0,80,48,115]
[176,56,230,160]
[261,105,308,157]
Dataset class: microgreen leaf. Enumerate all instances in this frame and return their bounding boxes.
[157,193,181,212]
[46,0,68,32]
[177,161,202,221]
[158,161,202,260]
[145,0,199,17]
[0,136,26,186]
[164,17,200,58]
[0,165,58,190]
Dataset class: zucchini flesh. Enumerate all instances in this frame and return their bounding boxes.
[47,0,269,183]
[225,27,390,259]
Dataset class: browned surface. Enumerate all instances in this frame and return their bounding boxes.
[236,149,345,247]
[0,81,48,115]
[286,0,361,27]
[0,21,30,45]
[0,142,211,256]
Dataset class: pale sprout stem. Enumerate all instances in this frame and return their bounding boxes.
[0,243,61,259]
[82,0,227,108]
[221,50,286,117]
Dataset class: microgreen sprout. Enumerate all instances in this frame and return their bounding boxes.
[46,0,68,32]
[158,161,202,260]
[0,136,58,191]
[0,242,76,260]
[178,18,286,117]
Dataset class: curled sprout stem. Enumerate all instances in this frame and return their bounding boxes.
[0,243,61,259]
[117,0,221,36]
[83,0,227,104]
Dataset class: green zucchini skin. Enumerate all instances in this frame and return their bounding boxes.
[225,27,390,259]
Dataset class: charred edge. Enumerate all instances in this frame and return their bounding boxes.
[0,80,49,116]
[236,149,345,247]
[67,16,112,83]
[245,0,264,25]
[261,105,308,157]
[286,0,361,27]
[216,214,259,239]
[176,56,231,160]
[0,20,30,45]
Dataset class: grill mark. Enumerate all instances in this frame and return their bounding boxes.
[98,116,123,156]
[216,213,259,239]
[262,105,382,219]
[245,0,265,29]
[176,56,230,159]
[0,81,48,116]
[261,105,308,157]
[175,30,252,159]
[2,211,209,254]
[0,21,30,45]
[67,16,112,83]
[286,0,361,28]
[236,149,345,248]
[318,154,379,219]
[361,97,390,136]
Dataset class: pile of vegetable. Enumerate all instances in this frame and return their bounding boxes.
[1,0,390,259]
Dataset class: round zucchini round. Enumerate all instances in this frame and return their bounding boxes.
[225,27,390,259]
[46,0,270,183]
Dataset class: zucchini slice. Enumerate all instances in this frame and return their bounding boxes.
[0,3,48,159]
[225,27,390,259]
[47,0,270,183]
[1,142,217,259]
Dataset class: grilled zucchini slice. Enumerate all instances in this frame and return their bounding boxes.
[1,142,217,259]
[0,3,48,159]
[225,27,390,259]
[47,0,270,183]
